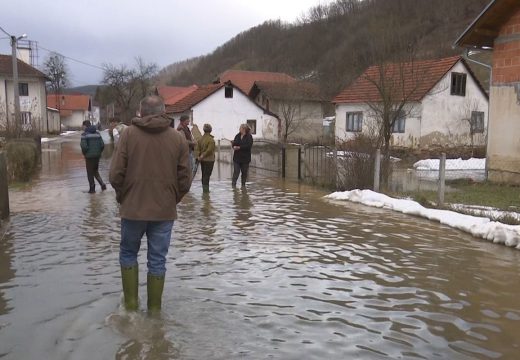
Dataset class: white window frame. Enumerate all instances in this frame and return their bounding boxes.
[346,112,363,132]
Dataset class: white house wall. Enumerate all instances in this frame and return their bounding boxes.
[0,77,48,133]
[420,61,488,147]
[335,103,422,147]
[62,110,87,129]
[192,87,279,142]
[271,99,324,142]
[335,61,489,149]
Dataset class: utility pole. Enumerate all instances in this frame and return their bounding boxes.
[11,35,21,135]
[1,26,26,137]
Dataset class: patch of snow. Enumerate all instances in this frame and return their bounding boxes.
[325,189,520,250]
[60,131,78,136]
[413,158,485,171]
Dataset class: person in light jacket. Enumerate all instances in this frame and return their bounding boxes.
[197,123,216,192]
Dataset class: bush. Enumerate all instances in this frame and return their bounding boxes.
[6,139,38,182]
[336,133,377,191]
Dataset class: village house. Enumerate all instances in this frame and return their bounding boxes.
[249,80,327,142]
[0,54,50,134]
[455,0,520,184]
[163,81,279,142]
[333,56,489,150]
[47,94,93,130]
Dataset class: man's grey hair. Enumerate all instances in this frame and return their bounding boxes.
[139,95,165,117]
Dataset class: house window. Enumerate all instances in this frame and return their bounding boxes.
[247,119,257,135]
[391,112,406,133]
[346,112,363,132]
[19,83,29,96]
[451,72,467,96]
[20,112,32,125]
[225,86,233,98]
[471,111,485,134]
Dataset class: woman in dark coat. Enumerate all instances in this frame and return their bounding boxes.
[231,124,253,187]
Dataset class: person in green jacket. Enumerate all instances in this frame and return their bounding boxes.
[80,120,106,193]
[197,123,216,192]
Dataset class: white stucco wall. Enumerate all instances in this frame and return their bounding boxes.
[270,100,324,142]
[0,77,48,133]
[46,109,61,133]
[335,102,422,147]
[191,87,279,142]
[62,110,88,129]
[420,61,489,147]
[335,61,489,149]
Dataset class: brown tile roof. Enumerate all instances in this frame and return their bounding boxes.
[251,80,325,102]
[333,56,464,104]
[165,83,224,113]
[0,54,48,79]
[47,94,91,115]
[220,70,296,94]
[455,0,520,49]
[157,85,198,105]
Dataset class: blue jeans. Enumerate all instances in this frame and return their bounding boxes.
[120,219,174,276]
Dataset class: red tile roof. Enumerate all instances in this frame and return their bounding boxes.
[220,70,296,94]
[333,56,464,104]
[47,94,91,115]
[165,83,224,113]
[157,85,198,105]
[0,54,48,79]
[251,80,325,102]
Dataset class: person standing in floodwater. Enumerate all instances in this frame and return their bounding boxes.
[177,114,196,178]
[197,123,216,192]
[80,120,106,193]
[231,123,253,187]
[109,95,191,313]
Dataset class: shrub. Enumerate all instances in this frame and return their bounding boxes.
[336,133,377,191]
[6,139,38,182]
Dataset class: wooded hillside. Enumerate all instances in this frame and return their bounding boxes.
[162,0,490,98]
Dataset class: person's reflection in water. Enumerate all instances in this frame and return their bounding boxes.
[0,231,15,315]
[232,187,254,229]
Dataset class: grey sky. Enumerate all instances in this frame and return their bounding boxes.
[0,0,332,86]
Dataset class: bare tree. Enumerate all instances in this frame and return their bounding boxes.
[43,52,69,94]
[101,57,158,121]
[461,98,486,156]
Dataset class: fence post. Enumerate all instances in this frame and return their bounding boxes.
[217,139,221,161]
[281,144,286,178]
[438,153,446,207]
[300,145,305,181]
[0,152,9,220]
[333,147,338,188]
[297,146,302,180]
[374,148,381,192]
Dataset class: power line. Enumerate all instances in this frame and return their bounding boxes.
[38,44,106,71]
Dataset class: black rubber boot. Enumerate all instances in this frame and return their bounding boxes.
[88,185,95,194]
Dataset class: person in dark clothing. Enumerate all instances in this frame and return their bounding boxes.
[177,115,196,178]
[80,120,106,193]
[197,123,216,192]
[231,124,253,187]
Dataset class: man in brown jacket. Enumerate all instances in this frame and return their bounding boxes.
[109,95,191,313]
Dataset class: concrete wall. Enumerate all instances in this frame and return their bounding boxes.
[46,109,60,133]
[487,10,520,184]
[421,61,488,148]
[0,77,48,133]
[192,87,279,142]
[270,100,324,142]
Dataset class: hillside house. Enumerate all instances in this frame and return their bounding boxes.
[47,94,93,130]
[0,54,49,133]
[455,0,520,184]
[165,82,279,142]
[249,80,326,142]
[219,70,296,94]
[333,56,489,149]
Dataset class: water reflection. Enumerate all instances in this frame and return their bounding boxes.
[0,134,519,359]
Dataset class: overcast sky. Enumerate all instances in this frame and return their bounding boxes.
[0,0,333,87]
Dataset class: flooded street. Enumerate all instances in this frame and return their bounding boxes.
[1,134,520,360]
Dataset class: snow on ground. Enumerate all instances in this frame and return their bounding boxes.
[60,131,78,136]
[325,189,520,250]
[413,158,485,171]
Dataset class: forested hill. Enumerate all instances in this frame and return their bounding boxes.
[162,0,490,98]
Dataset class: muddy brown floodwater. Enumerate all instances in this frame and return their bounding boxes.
[0,133,519,359]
